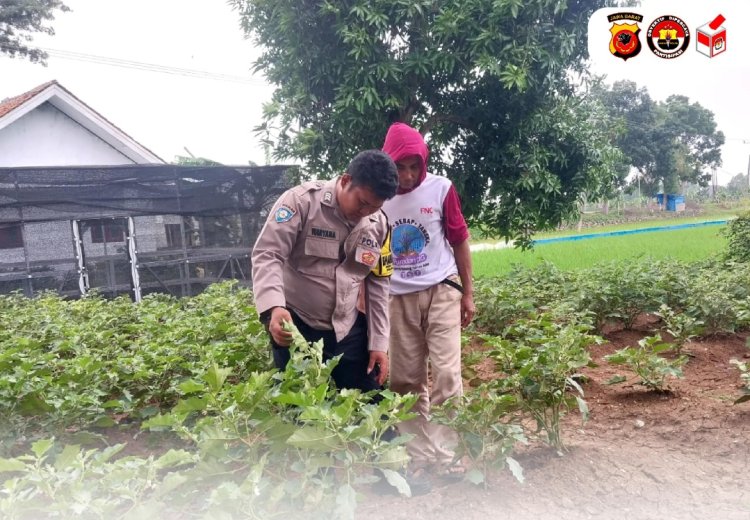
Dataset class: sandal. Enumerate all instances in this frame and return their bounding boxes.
[437,461,467,482]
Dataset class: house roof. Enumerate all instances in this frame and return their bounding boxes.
[0,80,164,164]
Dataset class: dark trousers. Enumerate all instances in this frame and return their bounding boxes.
[270,310,382,393]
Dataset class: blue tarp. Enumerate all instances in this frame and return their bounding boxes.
[532,220,728,246]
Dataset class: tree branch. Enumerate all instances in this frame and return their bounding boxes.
[420,113,471,135]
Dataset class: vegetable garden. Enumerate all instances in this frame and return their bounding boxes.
[1,220,749,519]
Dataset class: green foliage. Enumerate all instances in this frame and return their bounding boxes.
[682,262,750,335]
[231,0,622,247]
[0,0,70,64]
[724,212,750,263]
[0,308,416,518]
[655,304,703,356]
[0,441,197,519]
[483,313,598,451]
[730,359,750,405]
[432,386,526,486]
[472,263,574,334]
[473,257,750,337]
[0,282,271,441]
[605,335,687,392]
[574,261,659,330]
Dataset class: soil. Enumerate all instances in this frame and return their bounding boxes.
[360,318,750,520]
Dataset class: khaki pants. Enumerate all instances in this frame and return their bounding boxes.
[389,280,463,464]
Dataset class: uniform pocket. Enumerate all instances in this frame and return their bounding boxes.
[299,237,339,278]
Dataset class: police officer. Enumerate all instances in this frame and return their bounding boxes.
[251,150,398,391]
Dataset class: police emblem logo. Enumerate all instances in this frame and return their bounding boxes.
[361,251,377,267]
[646,15,690,59]
[274,205,295,223]
[355,246,377,267]
[607,13,643,61]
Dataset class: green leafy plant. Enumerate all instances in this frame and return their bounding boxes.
[655,304,703,356]
[605,335,687,392]
[484,313,597,451]
[432,385,526,487]
[724,211,750,262]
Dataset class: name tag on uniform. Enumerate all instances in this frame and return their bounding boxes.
[355,246,378,267]
[310,227,337,239]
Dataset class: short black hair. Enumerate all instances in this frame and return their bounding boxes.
[347,150,398,200]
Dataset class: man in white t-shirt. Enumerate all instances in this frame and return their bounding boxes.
[381,122,475,479]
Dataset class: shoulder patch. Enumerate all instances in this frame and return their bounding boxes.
[274,205,296,223]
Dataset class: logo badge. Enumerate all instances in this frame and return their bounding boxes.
[696,14,726,58]
[274,205,295,223]
[608,13,643,61]
[646,15,690,59]
[356,246,377,267]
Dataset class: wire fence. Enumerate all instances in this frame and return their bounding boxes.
[0,164,291,299]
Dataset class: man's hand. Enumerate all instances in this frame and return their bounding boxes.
[367,350,389,386]
[460,293,475,329]
[269,307,294,346]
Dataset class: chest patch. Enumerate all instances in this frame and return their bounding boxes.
[310,227,337,239]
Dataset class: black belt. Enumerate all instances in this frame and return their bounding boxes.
[440,277,464,294]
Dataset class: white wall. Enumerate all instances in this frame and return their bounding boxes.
[0,102,135,167]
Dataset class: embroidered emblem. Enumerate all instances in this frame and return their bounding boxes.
[274,205,295,223]
[361,251,377,267]
[356,246,378,267]
[359,236,378,248]
[323,191,333,203]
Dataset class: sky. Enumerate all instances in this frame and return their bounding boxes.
[588,0,750,185]
[0,0,274,166]
[1,0,748,184]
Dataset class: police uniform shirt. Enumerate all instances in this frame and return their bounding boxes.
[251,177,392,352]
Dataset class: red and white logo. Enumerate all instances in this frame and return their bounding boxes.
[696,14,726,58]
[646,15,690,59]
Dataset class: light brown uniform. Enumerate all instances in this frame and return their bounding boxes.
[251,178,392,351]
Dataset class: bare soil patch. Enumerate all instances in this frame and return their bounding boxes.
[362,324,750,520]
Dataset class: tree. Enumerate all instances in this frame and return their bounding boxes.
[231,0,623,247]
[726,173,749,195]
[591,80,658,195]
[594,81,725,197]
[655,95,724,193]
[0,0,70,65]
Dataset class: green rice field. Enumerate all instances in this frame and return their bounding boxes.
[472,224,727,277]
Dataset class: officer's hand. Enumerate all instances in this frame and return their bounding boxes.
[368,350,389,386]
[269,307,294,347]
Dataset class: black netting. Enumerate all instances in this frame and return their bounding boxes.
[0,164,290,222]
[0,165,292,299]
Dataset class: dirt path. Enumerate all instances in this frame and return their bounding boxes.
[361,328,750,520]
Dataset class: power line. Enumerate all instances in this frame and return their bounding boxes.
[6,43,270,85]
